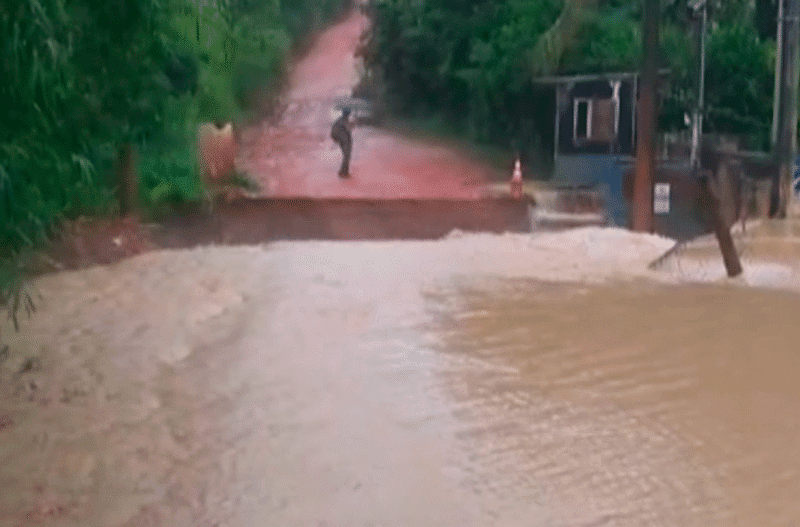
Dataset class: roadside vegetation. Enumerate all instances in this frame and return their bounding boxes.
[0,0,352,341]
[360,0,778,173]
[0,0,779,336]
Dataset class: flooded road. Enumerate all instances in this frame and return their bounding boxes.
[426,279,800,526]
[2,228,799,526]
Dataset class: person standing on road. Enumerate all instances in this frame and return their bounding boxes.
[331,108,353,178]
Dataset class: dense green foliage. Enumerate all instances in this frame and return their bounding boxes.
[363,0,777,162]
[704,24,775,143]
[362,0,561,150]
[0,0,352,259]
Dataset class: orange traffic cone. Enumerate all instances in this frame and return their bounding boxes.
[510,157,523,199]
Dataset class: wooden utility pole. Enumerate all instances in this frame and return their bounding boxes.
[631,0,660,232]
[773,0,800,218]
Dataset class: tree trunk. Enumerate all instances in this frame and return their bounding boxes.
[117,143,139,220]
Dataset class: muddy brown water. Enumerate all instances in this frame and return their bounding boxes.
[7,2,799,522]
[424,278,800,526]
[2,233,799,526]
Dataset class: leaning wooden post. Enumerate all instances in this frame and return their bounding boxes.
[700,169,743,277]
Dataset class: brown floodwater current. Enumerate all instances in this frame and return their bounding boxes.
[3,235,799,526]
[420,277,800,527]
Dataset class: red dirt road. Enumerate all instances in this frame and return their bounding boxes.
[42,10,521,272]
[237,10,502,199]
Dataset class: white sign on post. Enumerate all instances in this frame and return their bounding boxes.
[793,157,800,201]
[654,183,670,215]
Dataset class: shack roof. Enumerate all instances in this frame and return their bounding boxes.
[532,69,670,85]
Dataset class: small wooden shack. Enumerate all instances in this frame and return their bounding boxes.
[533,70,711,240]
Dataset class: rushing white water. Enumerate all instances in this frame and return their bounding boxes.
[1,227,799,526]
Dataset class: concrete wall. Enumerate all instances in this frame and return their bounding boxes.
[154,197,537,248]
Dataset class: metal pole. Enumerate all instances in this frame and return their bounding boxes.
[772,0,786,149]
[631,0,659,232]
[786,0,799,217]
[631,75,638,153]
[697,3,707,162]
[691,2,708,169]
[554,86,561,163]
[777,0,800,217]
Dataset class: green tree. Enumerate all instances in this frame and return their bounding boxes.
[704,23,774,147]
[1,0,352,346]
[1,0,352,259]
[362,0,777,162]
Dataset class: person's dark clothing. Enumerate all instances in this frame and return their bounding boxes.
[331,114,352,177]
